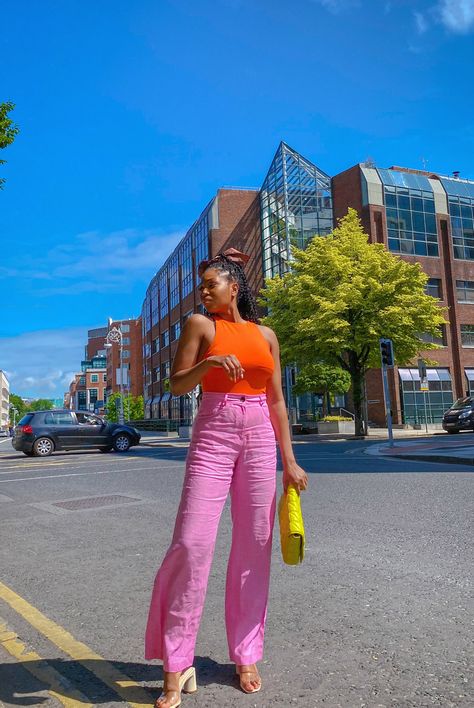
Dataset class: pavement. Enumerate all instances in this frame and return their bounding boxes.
[0,439,473,707]
[137,427,474,466]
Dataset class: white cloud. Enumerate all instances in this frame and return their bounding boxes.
[414,10,429,33]
[438,0,474,32]
[0,228,184,297]
[0,327,93,399]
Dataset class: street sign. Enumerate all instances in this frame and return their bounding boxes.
[420,379,429,392]
[367,400,380,404]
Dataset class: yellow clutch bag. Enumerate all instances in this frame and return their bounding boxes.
[278,483,305,565]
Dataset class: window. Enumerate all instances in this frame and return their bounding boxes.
[161,361,170,379]
[91,374,99,383]
[418,326,446,346]
[79,376,86,386]
[153,337,160,354]
[181,237,193,298]
[77,391,87,410]
[161,329,170,348]
[448,196,474,260]
[103,374,107,382]
[171,321,181,341]
[159,269,169,318]
[384,185,439,257]
[76,412,101,425]
[194,212,210,281]
[122,350,130,359]
[426,278,442,299]
[183,310,194,323]
[151,280,159,326]
[44,411,73,425]
[456,280,474,303]
[121,324,130,333]
[89,389,98,403]
[154,367,160,382]
[169,253,180,310]
[398,368,453,424]
[461,325,474,347]
[122,337,130,345]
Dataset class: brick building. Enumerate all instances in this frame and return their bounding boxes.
[140,141,474,427]
[332,163,474,426]
[66,356,107,413]
[105,318,143,401]
[141,188,262,421]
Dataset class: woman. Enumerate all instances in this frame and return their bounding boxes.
[145,248,308,708]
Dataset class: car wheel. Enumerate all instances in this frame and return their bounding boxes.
[33,437,54,456]
[113,434,131,452]
[99,446,113,453]
[23,451,35,457]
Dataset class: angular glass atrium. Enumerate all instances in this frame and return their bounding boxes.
[260,142,333,278]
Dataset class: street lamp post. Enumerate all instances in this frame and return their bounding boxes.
[9,404,18,428]
[104,326,124,425]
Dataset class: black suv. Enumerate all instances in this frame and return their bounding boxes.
[12,410,141,456]
[442,397,474,434]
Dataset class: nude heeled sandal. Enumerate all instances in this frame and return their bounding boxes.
[155,667,197,708]
[235,665,262,694]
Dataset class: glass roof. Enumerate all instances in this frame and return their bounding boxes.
[377,168,433,192]
[439,177,474,199]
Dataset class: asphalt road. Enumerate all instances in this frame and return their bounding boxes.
[0,437,472,707]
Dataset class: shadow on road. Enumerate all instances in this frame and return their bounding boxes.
[0,656,239,704]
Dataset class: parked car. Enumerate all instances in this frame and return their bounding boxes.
[442,396,474,433]
[0,428,9,437]
[12,410,141,456]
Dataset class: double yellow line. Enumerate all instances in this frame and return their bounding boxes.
[0,580,154,706]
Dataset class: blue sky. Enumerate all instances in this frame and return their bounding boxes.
[1,0,473,399]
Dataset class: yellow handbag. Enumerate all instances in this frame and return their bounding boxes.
[277,483,305,565]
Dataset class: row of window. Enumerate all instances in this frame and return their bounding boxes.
[425,278,474,304]
[143,214,210,331]
[418,324,474,348]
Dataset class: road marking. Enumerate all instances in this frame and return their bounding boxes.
[0,581,154,707]
[0,464,181,484]
[0,617,92,707]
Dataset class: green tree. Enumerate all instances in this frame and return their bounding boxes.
[293,363,351,417]
[28,399,54,411]
[260,209,448,436]
[106,393,144,422]
[0,102,19,189]
[8,393,27,424]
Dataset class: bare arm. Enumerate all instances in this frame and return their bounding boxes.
[170,315,245,396]
[264,327,308,492]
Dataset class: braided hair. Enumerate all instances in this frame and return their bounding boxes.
[203,253,260,323]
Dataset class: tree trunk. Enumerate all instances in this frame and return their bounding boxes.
[349,352,365,437]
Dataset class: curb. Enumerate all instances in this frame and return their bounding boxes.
[384,453,474,466]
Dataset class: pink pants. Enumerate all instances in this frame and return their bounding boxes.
[145,392,277,672]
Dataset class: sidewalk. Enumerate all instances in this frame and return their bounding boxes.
[366,435,474,466]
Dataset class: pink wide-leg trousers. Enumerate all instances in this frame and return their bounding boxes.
[145,392,277,672]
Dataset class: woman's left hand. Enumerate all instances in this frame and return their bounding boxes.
[283,460,308,493]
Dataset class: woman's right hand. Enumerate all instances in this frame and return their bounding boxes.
[206,354,245,382]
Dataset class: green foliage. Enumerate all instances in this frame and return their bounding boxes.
[320,415,353,422]
[0,102,19,189]
[8,393,27,423]
[28,399,54,411]
[259,208,448,435]
[293,363,351,397]
[105,393,144,422]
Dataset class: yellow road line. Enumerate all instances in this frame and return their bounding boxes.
[0,581,154,707]
[0,618,92,707]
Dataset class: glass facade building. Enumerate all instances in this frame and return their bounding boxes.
[378,168,439,257]
[440,177,474,260]
[260,142,332,278]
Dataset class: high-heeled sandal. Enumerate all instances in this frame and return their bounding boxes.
[155,666,197,708]
[235,664,262,694]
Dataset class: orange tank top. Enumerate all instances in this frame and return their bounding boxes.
[201,317,275,394]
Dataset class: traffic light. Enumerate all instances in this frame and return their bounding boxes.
[380,338,394,367]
